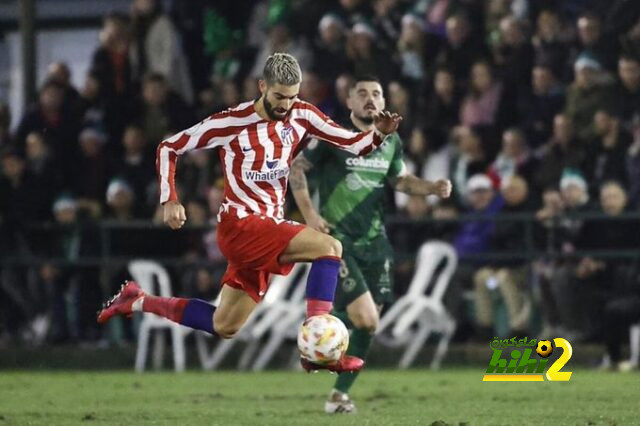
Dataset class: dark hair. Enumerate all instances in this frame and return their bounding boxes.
[350,75,381,90]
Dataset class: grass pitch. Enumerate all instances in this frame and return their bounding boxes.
[0,368,638,425]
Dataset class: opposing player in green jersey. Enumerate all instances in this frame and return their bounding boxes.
[290,75,452,413]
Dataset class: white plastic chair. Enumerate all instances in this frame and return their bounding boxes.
[250,267,309,371]
[128,260,191,372]
[377,241,458,369]
[199,263,310,370]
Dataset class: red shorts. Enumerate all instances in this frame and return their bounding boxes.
[217,210,305,303]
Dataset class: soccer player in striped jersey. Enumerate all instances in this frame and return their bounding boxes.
[290,75,451,411]
[97,53,401,373]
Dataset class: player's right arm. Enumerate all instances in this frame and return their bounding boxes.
[300,102,401,156]
[156,110,240,229]
[290,154,331,234]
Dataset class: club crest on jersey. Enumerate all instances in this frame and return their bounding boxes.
[280,125,295,146]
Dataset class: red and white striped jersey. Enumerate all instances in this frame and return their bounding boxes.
[156,100,386,220]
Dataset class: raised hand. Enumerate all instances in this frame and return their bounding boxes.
[163,201,187,230]
[374,111,402,135]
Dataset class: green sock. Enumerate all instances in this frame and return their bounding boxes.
[334,327,373,394]
[331,310,353,329]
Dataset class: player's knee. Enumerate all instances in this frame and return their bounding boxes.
[325,236,342,258]
[214,322,241,339]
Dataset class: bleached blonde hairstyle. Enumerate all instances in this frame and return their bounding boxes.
[263,53,302,86]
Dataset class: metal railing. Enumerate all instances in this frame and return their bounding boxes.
[2,211,640,268]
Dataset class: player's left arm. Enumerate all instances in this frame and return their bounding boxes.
[300,103,401,156]
[389,174,452,198]
[386,139,452,198]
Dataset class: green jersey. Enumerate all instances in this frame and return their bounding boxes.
[303,132,406,246]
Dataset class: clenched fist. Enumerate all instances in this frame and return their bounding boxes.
[163,201,186,230]
[431,179,452,198]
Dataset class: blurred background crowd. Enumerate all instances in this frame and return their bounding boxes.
[1,0,639,364]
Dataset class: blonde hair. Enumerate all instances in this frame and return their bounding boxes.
[263,53,302,86]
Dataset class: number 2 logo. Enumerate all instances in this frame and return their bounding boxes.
[546,338,573,381]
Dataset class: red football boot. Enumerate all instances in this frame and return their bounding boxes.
[97,281,144,324]
[301,355,365,373]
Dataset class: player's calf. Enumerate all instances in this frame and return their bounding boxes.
[213,316,242,339]
[349,311,379,334]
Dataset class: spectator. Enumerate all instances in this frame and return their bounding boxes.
[453,174,504,259]
[386,81,413,139]
[332,73,354,126]
[217,80,241,111]
[78,71,108,136]
[130,0,194,104]
[573,12,617,72]
[15,80,80,169]
[422,67,461,152]
[397,13,428,85]
[112,124,155,217]
[46,62,81,118]
[473,175,531,338]
[345,21,396,85]
[592,182,640,369]
[250,17,313,80]
[90,12,134,143]
[534,114,585,191]
[448,174,503,332]
[518,64,565,147]
[175,150,215,205]
[74,127,110,212]
[299,70,335,115]
[493,16,534,98]
[41,195,102,343]
[135,73,193,145]
[371,0,403,53]
[105,179,136,221]
[532,9,571,81]
[24,132,63,202]
[536,170,592,339]
[449,126,488,205]
[0,148,50,224]
[615,54,640,130]
[564,55,615,142]
[313,13,350,81]
[437,13,488,84]
[583,109,632,194]
[487,128,537,190]
[575,182,638,342]
[460,60,512,132]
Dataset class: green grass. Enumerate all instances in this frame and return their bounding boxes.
[0,369,638,425]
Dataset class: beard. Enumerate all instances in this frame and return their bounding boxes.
[263,96,287,120]
[354,112,375,125]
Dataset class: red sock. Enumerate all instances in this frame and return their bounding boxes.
[306,299,333,318]
[142,295,189,323]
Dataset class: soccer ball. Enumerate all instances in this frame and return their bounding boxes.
[297,314,349,365]
[536,340,553,358]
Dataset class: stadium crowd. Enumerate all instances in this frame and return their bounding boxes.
[1,0,639,365]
